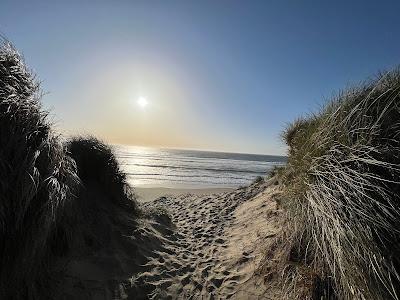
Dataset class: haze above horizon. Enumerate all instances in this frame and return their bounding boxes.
[1,0,400,155]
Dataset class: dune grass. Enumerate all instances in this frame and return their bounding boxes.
[0,42,140,299]
[67,136,139,214]
[277,68,400,299]
[63,137,140,256]
[0,42,81,298]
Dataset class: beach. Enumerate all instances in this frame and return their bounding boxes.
[57,148,287,298]
[3,36,400,299]
[117,145,285,203]
[134,186,235,202]
[114,145,286,189]
[109,146,286,298]
[2,0,400,296]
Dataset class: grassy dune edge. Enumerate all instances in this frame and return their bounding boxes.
[0,43,144,298]
[266,68,400,299]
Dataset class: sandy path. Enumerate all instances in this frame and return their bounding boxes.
[127,180,283,299]
[57,180,283,299]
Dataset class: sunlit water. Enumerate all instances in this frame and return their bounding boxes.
[114,145,287,188]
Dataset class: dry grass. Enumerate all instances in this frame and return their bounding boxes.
[62,136,139,256]
[0,42,80,298]
[0,42,140,299]
[276,68,400,299]
[66,136,138,213]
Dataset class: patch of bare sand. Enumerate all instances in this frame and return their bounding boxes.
[127,179,284,299]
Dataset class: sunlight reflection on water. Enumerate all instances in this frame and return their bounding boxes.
[114,145,286,188]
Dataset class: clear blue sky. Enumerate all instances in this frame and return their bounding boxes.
[1,0,400,155]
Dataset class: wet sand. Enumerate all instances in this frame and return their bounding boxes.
[134,186,235,202]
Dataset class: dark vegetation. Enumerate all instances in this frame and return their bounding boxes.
[272,68,400,299]
[0,43,139,299]
[253,175,265,184]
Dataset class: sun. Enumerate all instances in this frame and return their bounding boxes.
[137,97,148,108]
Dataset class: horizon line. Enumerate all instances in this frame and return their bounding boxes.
[111,142,288,158]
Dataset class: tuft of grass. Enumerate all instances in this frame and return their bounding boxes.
[62,136,140,255]
[268,165,285,179]
[66,136,139,214]
[277,68,400,299]
[253,175,265,184]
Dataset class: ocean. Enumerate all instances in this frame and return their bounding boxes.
[114,145,287,189]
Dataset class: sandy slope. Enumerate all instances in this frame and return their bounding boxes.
[127,179,284,299]
[58,179,283,299]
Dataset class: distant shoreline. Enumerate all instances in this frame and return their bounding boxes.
[116,145,286,189]
[134,186,235,202]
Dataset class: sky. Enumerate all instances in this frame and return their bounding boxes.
[1,0,400,155]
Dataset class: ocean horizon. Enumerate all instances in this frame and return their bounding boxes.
[114,145,287,189]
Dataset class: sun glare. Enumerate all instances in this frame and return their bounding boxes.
[137,97,148,108]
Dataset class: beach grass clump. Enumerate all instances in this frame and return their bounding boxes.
[63,137,140,253]
[268,165,285,179]
[66,136,138,213]
[0,42,141,299]
[254,175,265,184]
[279,68,400,299]
[0,42,80,299]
